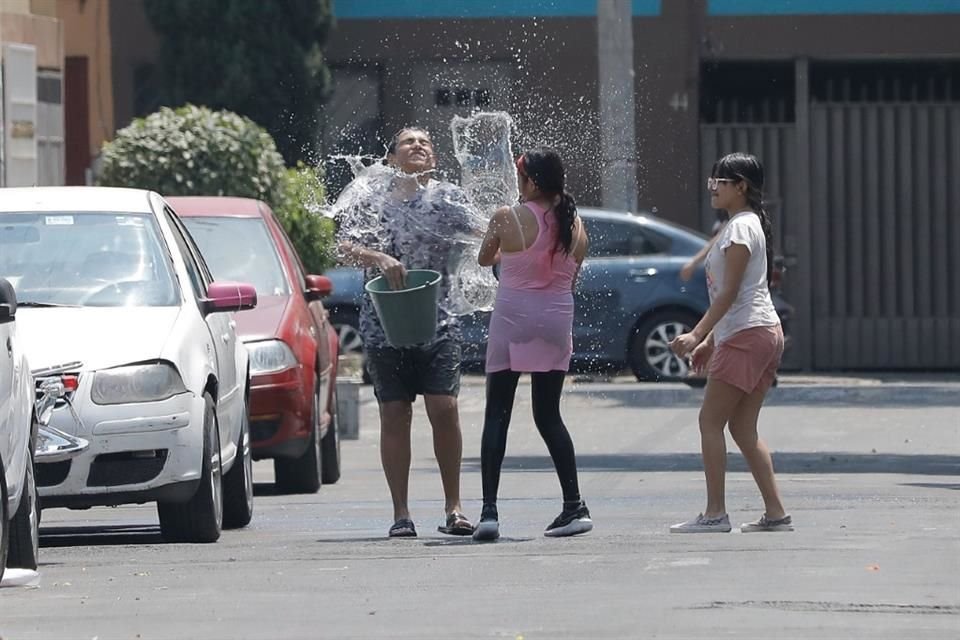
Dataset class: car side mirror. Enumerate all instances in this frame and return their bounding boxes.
[0,277,17,324]
[202,281,258,314]
[304,274,333,301]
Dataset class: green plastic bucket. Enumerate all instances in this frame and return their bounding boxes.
[364,269,442,347]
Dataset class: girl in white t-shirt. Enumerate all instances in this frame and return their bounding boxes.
[668,152,791,534]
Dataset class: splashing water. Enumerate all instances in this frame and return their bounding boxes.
[445,111,519,314]
[451,112,519,215]
[321,111,519,316]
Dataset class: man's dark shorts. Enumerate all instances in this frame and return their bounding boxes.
[365,337,462,403]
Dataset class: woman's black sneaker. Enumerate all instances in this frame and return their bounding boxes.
[544,501,593,537]
[473,503,500,541]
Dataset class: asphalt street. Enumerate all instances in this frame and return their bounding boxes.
[1,374,958,639]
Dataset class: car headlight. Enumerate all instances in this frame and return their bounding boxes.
[246,340,298,375]
[91,363,187,405]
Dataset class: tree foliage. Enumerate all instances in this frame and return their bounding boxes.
[275,164,336,274]
[144,0,333,164]
[98,104,335,273]
[98,104,287,205]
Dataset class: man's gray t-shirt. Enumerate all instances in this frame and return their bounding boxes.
[336,177,482,349]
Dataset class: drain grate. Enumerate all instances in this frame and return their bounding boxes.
[690,601,960,615]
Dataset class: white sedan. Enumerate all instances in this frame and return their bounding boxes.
[0,278,39,580]
[0,187,257,543]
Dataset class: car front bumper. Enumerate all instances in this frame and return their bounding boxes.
[248,367,312,460]
[36,391,205,508]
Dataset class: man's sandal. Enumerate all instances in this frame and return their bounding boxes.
[437,511,474,536]
[389,518,417,538]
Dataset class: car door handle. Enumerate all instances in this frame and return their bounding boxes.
[221,332,230,343]
[5,336,11,354]
[628,268,658,281]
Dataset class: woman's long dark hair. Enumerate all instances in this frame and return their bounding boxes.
[517,148,577,254]
[712,152,774,287]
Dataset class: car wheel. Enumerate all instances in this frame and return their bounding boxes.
[629,310,700,382]
[320,386,341,485]
[331,310,363,355]
[7,448,39,570]
[158,392,223,543]
[0,457,9,583]
[273,380,322,494]
[222,402,253,530]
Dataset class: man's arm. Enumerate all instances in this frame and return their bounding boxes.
[333,203,407,290]
[338,241,407,290]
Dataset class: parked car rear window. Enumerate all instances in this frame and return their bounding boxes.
[182,217,291,296]
[586,219,670,257]
[0,211,179,307]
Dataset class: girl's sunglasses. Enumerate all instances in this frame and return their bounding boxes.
[706,177,738,191]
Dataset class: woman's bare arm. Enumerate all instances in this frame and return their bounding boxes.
[478,207,512,266]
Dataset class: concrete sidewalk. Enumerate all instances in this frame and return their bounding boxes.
[455,371,960,407]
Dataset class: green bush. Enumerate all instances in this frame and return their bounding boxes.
[98,104,286,205]
[274,164,336,275]
[98,104,335,273]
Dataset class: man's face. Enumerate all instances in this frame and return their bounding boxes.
[388,129,436,174]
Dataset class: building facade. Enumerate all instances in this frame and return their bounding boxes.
[0,0,62,186]
[106,0,960,371]
[57,0,116,186]
[0,0,114,187]
[320,0,960,372]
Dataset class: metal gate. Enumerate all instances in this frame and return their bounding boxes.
[810,102,960,369]
[699,124,796,256]
[702,106,960,371]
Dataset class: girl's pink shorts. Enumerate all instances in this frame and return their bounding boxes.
[708,324,784,394]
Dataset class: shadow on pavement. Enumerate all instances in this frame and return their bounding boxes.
[253,482,280,497]
[40,524,163,547]
[422,537,534,547]
[898,481,960,490]
[314,536,398,543]
[464,452,960,475]
[311,535,535,545]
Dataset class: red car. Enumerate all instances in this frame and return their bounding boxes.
[170,197,340,493]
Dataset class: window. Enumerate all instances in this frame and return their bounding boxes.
[182,216,293,296]
[700,62,795,124]
[587,220,668,257]
[810,60,960,103]
[0,211,178,307]
[161,208,206,299]
[275,225,308,290]
[433,85,493,108]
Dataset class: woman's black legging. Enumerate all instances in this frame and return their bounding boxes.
[480,370,581,506]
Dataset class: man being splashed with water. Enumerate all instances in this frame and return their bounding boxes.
[336,127,481,538]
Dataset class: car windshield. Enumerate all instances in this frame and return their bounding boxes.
[0,211,179,307]
[182,217,290,296]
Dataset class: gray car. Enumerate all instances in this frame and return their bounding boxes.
[324,209,793,381]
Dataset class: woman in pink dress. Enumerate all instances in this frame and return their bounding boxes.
[473,149,591,541]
